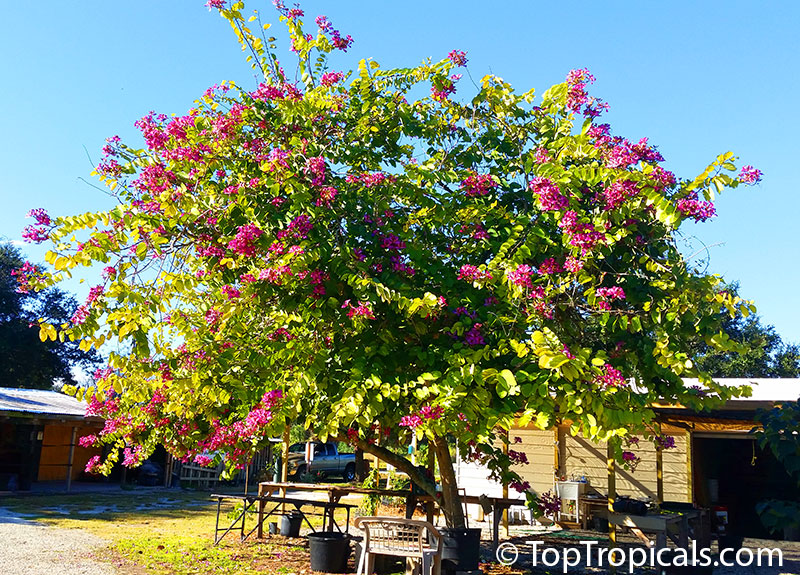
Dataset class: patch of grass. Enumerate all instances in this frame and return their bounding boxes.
[1,489,359,574]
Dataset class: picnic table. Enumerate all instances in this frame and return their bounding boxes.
[211,493,357,544]
[257,482,527,549]
[606,509,708,549]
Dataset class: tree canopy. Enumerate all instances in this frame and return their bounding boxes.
[18,1,762,526]
[0,243,98,389]
[693,288,800,377]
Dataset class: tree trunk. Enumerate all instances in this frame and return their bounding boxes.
[432,434,466,528]
[337,434,467,528]
[354,447,368,482]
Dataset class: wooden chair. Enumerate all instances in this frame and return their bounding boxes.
[354,516,442,575]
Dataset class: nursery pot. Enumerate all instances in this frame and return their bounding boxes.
[280,512,302,537]
[440,527,482,574]
[308,531,350,573]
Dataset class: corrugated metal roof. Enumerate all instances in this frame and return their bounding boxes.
[0,387,89,418]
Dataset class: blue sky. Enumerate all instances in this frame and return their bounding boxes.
[1,1,797,342]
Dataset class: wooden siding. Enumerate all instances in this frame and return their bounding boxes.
[38,423,101,481]
[509,427,557,495]
[561,429,689,503]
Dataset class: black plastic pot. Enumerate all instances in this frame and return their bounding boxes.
[308,531,350,573]
[280,512,302,537]
[440,527,482,574]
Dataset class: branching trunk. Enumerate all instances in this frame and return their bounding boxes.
[335,434,467,528]
[432,434,466,528]
[335,436,437,498]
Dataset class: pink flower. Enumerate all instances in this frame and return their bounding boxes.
[78,434,98,448]
[399,414,423,428]
[738,165,762,185]
[460,173,496,197]
[26,208,51,226]
[228,224,263,256]
[420,405,444,420]
[564,257,584,273]
[194,454,214,467]
[71,305,90,325]
[676,192,716,222]
[206,0,225,9]
[507,264,534,288]
[85,455,102,474]
[221,285,241,299]
[602,180,639,211]
[530,177,568,211]
[458,265,492,282]
[320,72,344,87]
[448,50,468,67]
[538,258,562,275]
[595,364,626,388]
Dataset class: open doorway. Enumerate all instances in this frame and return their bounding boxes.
[693,435,799,539]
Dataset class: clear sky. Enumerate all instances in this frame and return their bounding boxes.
[1,1,797,342]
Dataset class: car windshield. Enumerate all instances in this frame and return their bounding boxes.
[288,443,305,453]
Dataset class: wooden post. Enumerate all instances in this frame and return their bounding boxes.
[281,427,290,514]
[244,462,249,495]
[66,426,77,492]
[686,428,694,503]
[607,442,617,545]
[656,421,664,505]
[502,429,509,537]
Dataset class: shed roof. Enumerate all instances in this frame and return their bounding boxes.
[0,387,90,419]
[683,378,800,403]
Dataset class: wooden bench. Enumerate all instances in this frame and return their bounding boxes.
[354,516,442,575]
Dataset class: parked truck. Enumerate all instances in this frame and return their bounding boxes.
[287,442,356,482]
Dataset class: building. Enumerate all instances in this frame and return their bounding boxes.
[0,387,103,491]
[455,379,800,538]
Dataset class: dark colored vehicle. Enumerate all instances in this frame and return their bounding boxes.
[287,442,356,481]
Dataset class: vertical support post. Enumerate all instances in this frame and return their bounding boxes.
[606,442,617,545]
[244,462,249,495]
[553,427,560,479]
[502,429,509,537]
[66,426,77,492]
[281,427,290,514]
[686,428,694,504]
[656,421,664,505]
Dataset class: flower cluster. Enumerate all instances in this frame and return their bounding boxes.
[228,224,263,256]
[448,50,467,67]
[342,300,375,319]
[656,435,676,450]
[595,363,626,388]
[602,180,640,211]
[738,165,762,185]
[463,324,485,346]
[460,173,496,197]
[507,264,535,288]
[530,177,568,211]
[675,192,716,222]
[558,211,606,254]
[596,286,625,310]
[458,265,492,283]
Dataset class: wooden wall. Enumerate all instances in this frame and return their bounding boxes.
[38,423,102,481]
[509,424,690,502]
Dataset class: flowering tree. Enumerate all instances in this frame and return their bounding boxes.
[18,1,762,527]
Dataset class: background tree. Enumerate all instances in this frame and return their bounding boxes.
[693,284,800,377]
[755,400,800,534]
[0,242,98,389]
[19,1,762,527]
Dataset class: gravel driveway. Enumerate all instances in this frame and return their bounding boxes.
[0,507,116,575]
